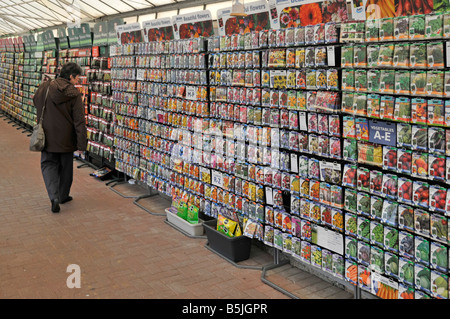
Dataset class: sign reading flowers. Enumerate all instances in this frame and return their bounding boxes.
[143,18,174,42]
[269,0,349,29]
[217,0,271,36]
[116,23,144,45]
[172,10,215,40]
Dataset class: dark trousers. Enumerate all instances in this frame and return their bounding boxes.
[41,151,73,202]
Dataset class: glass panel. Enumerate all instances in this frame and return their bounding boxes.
[19,3,55,20]
[149,0,175,5]
[77,0,120,15]
[156,10,177,19]
[121,0,153,10]
[28,2,67,20]
[0,0,16,7]
[206,1,232,20]
[138,13,156,22]
[123,16,137,24]
[75,0,105,17]
[179,6,204,15]
[104,0,135,12]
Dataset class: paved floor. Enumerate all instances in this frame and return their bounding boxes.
[0,113,354,300]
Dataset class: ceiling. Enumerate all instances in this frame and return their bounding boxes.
[0,0,228,36]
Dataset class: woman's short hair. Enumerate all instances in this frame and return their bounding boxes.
[59,62,82,81]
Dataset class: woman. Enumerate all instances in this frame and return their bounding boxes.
[33,62,87,213]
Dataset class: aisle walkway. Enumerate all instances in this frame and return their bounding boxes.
[0,114,352,300]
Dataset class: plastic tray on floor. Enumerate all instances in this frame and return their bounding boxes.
[165,208,204,237]
[203,219,252,263]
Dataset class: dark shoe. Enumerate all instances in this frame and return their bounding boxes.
[51,199,60,213]
[60,196,73,204]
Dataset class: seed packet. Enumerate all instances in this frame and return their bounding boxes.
[370,170,383,196]
[371,197,384,221]
[329,114,340,137]
[305,25,315,44]
[394,70,410,95]
[357,193,371,218]
[384,225,399,253]
[409,43,427,68]
[356,117,369,140]
[316,69,327,89]
[379,17,394,41]
[341,45,354,67]
[365,19,379,42]
[325,22,338,43]
[295,26,305,46]
[411,98,428,124]
[315,47,327,66]
[383,147,398,172]
[413,181,430,209]
[425,13,443,39]
[398,177,413,205]
[410,71,427,96]
[354,70,367,93]
[367,45,380,68]
[343,138,358,161]
[428,98,445,126]
[409,14,425,39]
[378,43,394,67]
[428,154,446,181]
[327,69,339,90]
[367,94,381,118]
[397,149,412,174]
[380,95,395,120]
[306,69,317,90]
[343,116,356,139]
[394,97,411,122]
[430,213,448,243]
[393,43,410,68]
[412,152,428,179]
[314,23,325,44]
[367,69,381,93]
[357,167,370,192]
[412,125,428,151]
[380,70,395,94]
[342,69,355,91]
[353,93,367,117]
[397,124,412,149]
[345,212,357,236]
[444,72,450,98]
[398,206,415,235]
[427,42,445,69]
[394,16,409,40]
[353,44,367,68]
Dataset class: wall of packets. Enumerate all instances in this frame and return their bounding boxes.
[110,12,450,299]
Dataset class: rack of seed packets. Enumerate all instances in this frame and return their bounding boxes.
[206,24,350,277]
[339,15,449,299]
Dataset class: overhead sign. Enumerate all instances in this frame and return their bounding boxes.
[172,10,214,40]
[217,0,270,36]
[116,22,143,45]
[143,17,174,42]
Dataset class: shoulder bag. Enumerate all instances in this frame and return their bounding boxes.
[30,83,50,152]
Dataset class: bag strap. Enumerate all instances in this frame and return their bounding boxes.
[38,82,51,125]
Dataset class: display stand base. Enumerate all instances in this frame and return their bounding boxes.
[109,179,148,199]
[133,187,169,216]
[261,261,299,299]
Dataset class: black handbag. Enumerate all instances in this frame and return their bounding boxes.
[30,84,50,152]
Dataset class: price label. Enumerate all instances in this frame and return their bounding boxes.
[185,86,197,101]
[136,69,145,81]
[211,170,223,188]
